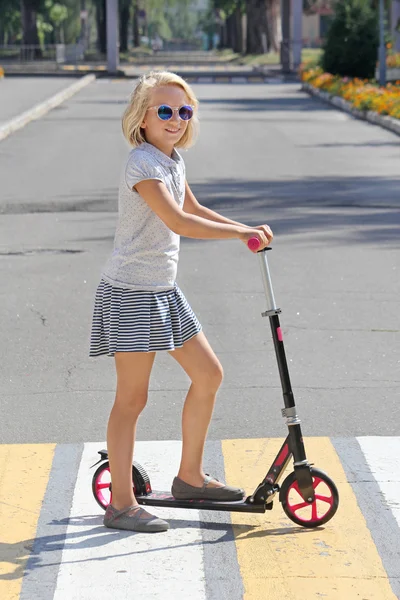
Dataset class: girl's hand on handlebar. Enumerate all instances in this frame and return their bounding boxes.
[240,229,269,252]
[254,224,273,245]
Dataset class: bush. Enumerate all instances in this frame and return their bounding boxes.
[322,0,379,80]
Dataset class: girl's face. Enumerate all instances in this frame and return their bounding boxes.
[140,84,191,156]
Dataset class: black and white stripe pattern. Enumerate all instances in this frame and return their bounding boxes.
[89,279,202,356]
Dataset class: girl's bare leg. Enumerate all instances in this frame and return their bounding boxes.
[107,351,156,510]
[169,331,225,488]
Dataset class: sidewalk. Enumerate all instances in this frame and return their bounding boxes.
[1,59,297,82]
[0,76,80,125]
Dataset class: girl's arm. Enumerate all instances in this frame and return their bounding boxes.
[134,179,269,247]
[183,182,274,247]
[183,180,251,229]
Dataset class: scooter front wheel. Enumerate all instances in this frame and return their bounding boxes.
[92,461,151,510]
[280,468,339,528]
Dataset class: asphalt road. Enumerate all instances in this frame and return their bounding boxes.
[0,76,77,125]
[1,78,399,444]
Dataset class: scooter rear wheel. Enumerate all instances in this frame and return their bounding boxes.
[280,468,339,528]
[92,461,150,510]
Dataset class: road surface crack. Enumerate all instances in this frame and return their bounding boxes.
[30,307,46,326]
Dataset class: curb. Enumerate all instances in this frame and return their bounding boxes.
[302,82,400,137]
[0,74,96,143]
[181,75,280,83]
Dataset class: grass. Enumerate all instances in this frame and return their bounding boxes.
[216,48,323,66]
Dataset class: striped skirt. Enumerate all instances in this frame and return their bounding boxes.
[89,279,202,357]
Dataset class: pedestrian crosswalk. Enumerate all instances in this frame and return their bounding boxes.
[1,438,399,600]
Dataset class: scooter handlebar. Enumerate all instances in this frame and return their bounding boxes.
[247,237,261,252]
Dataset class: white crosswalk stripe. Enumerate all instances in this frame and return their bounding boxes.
[357,436,400,528]
[3,437,400,600]
[53,442,206,600]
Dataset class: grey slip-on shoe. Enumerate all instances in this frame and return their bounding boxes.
[103,504,169,533]
[171,475,245,501]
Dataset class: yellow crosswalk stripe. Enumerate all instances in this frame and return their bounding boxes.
[222,437,396,600]
[1,439,397,599]
[0,444,55,600]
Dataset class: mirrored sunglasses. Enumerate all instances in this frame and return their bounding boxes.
[148,104,194,121]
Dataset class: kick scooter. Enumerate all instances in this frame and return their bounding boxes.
[91,240,339,528]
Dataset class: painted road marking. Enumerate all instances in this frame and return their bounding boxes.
[223,437,397,599]
[0,444,55,600]
[357,437,400,529]
[52,442,207,600]
[1,438,400,599]
[0,75,95,143]
[333,437,400,599]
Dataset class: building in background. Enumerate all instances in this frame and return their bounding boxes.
[392,0,400,51]
[302,0,334,47]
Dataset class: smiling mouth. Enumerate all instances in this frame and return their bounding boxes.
[165,128,180,133]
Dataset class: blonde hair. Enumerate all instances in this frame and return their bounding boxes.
[122,71,199,149]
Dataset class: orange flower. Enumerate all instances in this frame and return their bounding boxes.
[302,67,400,120]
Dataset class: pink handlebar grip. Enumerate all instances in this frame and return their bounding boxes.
[247,237,261,252]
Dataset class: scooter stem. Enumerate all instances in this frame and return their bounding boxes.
[249,243,316,503]
[257,248,277,312]
[246,239,276,312]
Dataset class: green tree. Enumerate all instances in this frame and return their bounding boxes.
[62,0,81,45]
[132,0,140,47]
[91,0,106,53]
[213,0,280,55]
[37,12,53,47]
[48,2,68,42]
[0,0,22,44]
[322,0,379,79]
[20,0,44,47]
[119,0,131,53]
[245,0,268,54]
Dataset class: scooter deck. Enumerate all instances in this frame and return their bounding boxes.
[136,491,270,513]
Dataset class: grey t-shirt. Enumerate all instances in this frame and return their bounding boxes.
[102,142,186,291]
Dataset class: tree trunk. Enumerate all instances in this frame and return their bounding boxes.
[266,0,280,52]
[234,5,243,53]
[132,0,140,47]
[20,0,41,57]
[226,13,235,50]
[245,0,268,54]
[96,0,106,54]
[220,22,227,49]
[119,5,129,52]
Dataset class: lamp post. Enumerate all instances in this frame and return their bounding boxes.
[281,0,291,73]
[106,0,118,75]
[292,0,303,71]
[378,0,386,86]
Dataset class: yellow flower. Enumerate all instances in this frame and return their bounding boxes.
[302,67,400,121]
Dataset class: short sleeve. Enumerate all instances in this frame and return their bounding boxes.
[174,149,186,179]
[125,151,164,191]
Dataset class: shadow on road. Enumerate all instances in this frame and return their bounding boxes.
[199,95,322,112]
[1,175,399,247]
[189,177,400,246]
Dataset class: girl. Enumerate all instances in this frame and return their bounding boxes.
[90,71,273,533]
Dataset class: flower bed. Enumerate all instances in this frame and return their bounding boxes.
[300,66,400,120]
[387,52,400,68]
